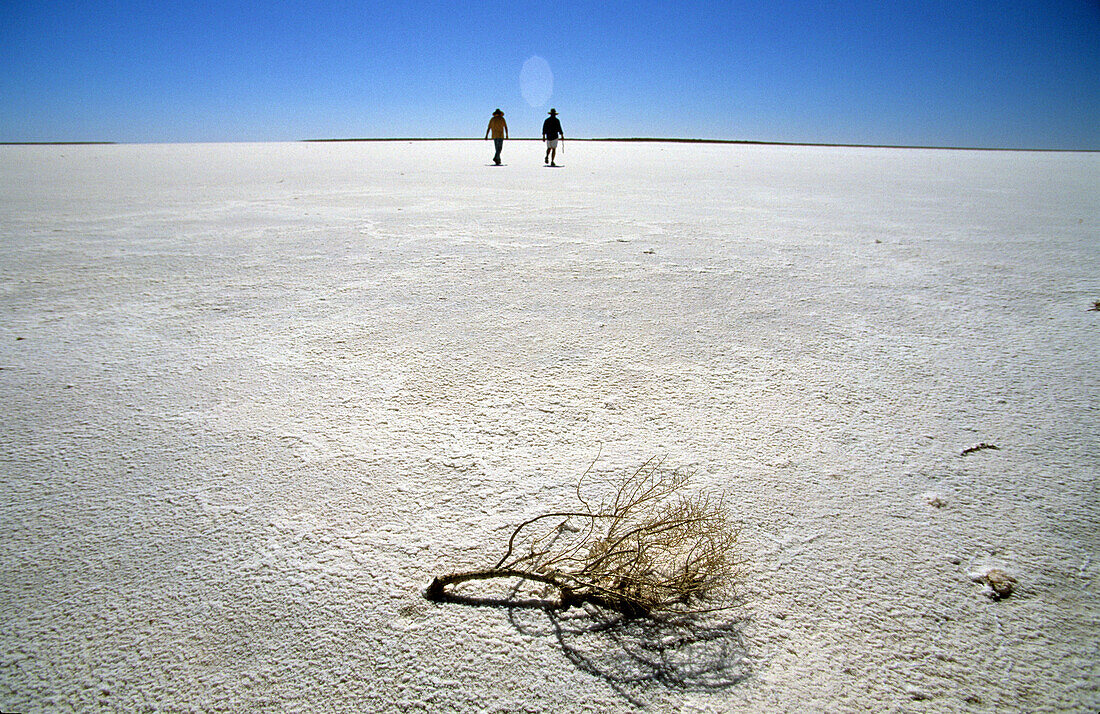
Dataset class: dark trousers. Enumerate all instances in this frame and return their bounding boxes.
[493,138,504,163]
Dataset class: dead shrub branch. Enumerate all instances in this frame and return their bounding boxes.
[427,457,740,618]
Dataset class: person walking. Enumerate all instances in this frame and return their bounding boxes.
[485,109,508,165]
[542,108,563,166]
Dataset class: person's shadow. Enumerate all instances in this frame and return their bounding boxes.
[429,583,751,707]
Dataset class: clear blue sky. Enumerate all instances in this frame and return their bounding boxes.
[2,0,1098,148]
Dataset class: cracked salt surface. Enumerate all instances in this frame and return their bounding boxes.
[0,141,1097,711]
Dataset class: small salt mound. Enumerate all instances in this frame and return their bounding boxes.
[922,491,946,508]
[968,566,1018,600]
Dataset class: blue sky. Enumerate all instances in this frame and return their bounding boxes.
[2,0,1098,148]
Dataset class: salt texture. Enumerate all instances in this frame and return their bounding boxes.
[1,140,1097,711]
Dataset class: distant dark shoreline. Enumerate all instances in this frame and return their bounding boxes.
[0,141,117,146]
[302,137,1097,153]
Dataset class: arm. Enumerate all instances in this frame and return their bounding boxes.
[503,120,508,139]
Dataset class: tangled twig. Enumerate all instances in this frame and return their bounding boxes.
[426,458,739,618]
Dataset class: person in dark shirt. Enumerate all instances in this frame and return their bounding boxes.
[541,108,564,166]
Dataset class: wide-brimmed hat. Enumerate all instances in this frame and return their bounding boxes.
[492,108,504,116]
[548,108,558,115]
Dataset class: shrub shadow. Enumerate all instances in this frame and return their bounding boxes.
[432,585,751,706]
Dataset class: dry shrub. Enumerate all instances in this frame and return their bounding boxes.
[427,457,739,617]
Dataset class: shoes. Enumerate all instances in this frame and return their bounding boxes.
[545,156,549,164]
[551,162,557,167]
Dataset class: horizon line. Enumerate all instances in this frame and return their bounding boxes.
[301,137,1099,153]
[2,138,1096,153]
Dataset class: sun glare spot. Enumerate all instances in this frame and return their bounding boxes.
[520,56,554,108]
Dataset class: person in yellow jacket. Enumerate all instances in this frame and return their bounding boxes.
[485,109,508,165]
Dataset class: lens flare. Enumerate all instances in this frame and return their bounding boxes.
[520,56,554,108]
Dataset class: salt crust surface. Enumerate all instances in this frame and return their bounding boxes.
[0,140,1097,711]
